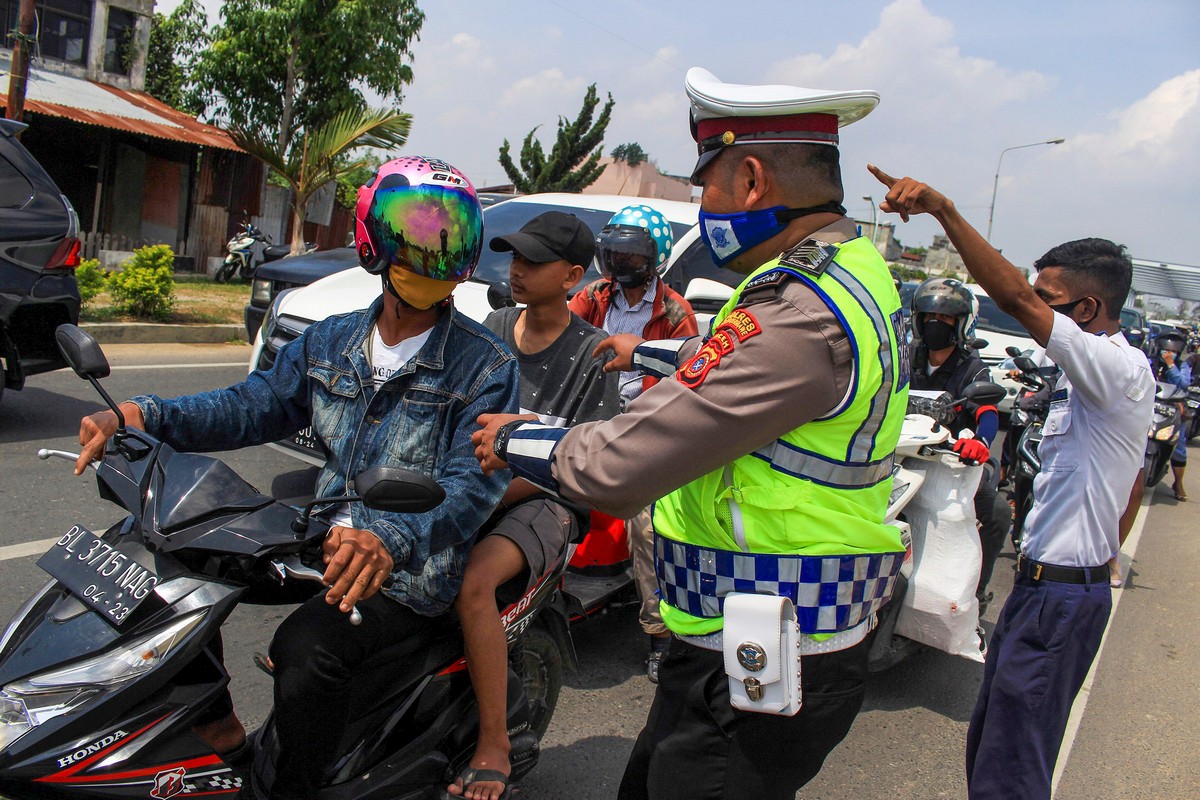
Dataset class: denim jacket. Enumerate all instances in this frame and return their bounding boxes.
[134,296,518,615]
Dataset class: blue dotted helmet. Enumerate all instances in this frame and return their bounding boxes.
[595,204,674,288]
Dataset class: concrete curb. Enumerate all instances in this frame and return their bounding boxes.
[80,323,247,345]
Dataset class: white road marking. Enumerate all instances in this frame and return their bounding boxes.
[108,362,247,370]
[1051,494,1152,794]
[0,524,119,562]
[0,537,64,562]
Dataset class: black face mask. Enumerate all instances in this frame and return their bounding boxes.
[922,319,958,350]
[1049,296,1100,328]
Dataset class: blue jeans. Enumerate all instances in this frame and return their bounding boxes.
[965,573,1111,799]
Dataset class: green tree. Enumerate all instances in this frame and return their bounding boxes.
[192,0,424,159]
[498,84,614,193]
[232,108,412,254]
[610,142,647,168]
[144,0,210,114]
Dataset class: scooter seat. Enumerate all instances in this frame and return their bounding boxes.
[263,244,292,261]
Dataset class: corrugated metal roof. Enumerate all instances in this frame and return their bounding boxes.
[1131,259,1200,302]
[2,57,241,151]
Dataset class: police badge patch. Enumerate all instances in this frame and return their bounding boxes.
[677,310,763,389]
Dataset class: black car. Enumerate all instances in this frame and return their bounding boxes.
[0,118,80,406]
[244,246,357,340]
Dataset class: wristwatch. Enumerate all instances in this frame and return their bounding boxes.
[493,420,527,461]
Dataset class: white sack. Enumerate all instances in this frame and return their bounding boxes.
[894,457,985,662]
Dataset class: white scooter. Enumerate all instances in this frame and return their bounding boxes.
[868,381,1007,672]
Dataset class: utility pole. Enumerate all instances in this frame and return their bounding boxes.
[5,0,37,127]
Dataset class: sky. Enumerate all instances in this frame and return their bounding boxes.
[158,0,1200,271]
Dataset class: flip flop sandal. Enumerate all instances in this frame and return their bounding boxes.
[442,767,514,800]
[1173,484,1188,502]
[252,652,275,675]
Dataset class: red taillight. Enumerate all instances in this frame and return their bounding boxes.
[46,237,81,270]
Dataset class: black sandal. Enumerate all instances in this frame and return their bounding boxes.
[443,766,514,800]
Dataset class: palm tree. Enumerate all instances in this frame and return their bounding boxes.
[231,107,412,255]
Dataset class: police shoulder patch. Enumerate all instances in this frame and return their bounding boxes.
[779,239,837,276]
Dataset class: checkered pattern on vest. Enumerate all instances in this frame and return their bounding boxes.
[654,533,905,634]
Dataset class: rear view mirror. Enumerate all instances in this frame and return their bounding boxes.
[1013,356,1039,374]
[1005,345,1023,358]
[55,324,110,379]
[353,466,445,514]
[962,380,1007,406]
[968,338,989,351]
[487,282,516,310]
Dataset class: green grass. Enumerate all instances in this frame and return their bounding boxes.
[81,273,249,325]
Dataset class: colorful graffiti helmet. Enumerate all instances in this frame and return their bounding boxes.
[354,156,484,282]
[595,205,675,287]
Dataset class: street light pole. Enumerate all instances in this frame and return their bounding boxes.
[863,195,878,252]
[986,138,1065,243]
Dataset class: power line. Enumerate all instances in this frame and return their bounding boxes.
[542,0,684,74]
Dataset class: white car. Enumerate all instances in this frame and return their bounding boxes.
[250,193,740,464]
[965,284,1036,414]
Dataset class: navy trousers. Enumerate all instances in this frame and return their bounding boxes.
[965,573,1111,799]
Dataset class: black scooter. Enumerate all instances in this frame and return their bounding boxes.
[0,324,572,799]
[1003,349,1053,551]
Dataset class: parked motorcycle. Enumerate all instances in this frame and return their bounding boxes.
[215,224,306,283]
[0,324,571,799]
[867,380,1007,672]
[1144,381,1186,487]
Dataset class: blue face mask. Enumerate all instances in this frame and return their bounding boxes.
[698,203,846,266]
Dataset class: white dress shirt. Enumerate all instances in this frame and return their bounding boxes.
[1021,313,1155,567]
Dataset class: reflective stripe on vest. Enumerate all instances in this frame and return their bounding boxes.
[655,532,905,634]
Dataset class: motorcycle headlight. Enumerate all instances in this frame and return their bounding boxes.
[251,277,273,305]
[0,611,205,751]
[1154,426,1175,441]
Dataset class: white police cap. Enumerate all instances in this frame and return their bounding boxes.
[686,67,879,183]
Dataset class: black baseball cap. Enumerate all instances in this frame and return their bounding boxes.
[489,211,596,266]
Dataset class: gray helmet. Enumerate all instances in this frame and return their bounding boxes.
[911,277,977,344]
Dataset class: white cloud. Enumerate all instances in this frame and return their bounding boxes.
[499,68,587,109]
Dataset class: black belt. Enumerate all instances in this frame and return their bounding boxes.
[1016,554,1110,585]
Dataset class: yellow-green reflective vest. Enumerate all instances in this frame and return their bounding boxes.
[653,237,909,636]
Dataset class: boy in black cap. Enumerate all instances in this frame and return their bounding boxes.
[447,211,617,800]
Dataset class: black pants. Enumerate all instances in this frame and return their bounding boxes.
[267,592,441,800]
[618,636,868,800]
[975,461,1009,604]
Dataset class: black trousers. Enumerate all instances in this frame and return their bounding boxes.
[975,461,1009,603]
[618,636,868,800]
[267,592,441,800]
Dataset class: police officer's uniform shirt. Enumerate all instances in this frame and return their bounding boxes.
[1021,312,1154,567]
[543,221,857,520]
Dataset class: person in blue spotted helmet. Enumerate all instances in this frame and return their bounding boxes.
[569,205,698,683]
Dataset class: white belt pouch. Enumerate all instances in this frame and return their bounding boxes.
[722,593,802,716]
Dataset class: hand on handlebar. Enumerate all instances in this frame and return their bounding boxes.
[76,402,145,475]
[322,527,394,614]
[953,438,990,466]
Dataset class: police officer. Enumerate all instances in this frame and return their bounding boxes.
[473,68,908,800]
[908,278,1008,612]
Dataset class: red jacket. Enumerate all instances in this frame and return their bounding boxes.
[568,277,699,340]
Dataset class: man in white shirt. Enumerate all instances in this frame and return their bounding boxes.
[869,165,1154,800]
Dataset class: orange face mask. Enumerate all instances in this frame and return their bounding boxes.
[386,265,459,310]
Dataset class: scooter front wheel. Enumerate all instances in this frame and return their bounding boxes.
[215,259,237,283]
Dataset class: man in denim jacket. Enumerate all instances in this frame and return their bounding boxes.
[75,158,517,799]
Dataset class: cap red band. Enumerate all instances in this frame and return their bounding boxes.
[694,113,839,143]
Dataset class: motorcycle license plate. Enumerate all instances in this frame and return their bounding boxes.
[36,525,160,626]
[1187,400,1200,409]
[285,426,330,460]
